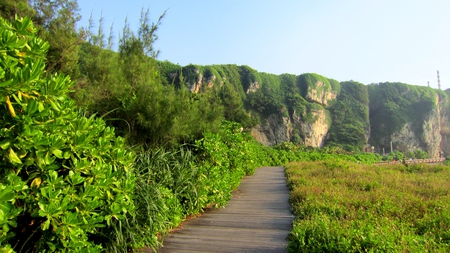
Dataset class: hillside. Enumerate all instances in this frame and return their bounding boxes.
[159,62,450,157]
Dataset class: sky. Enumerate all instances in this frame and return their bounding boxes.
[76,0,450,90]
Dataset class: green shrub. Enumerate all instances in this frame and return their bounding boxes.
[0,16,135,252]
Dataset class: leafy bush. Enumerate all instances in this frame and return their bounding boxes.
[0,16,135,252]
[445,157,450,166]
[195,121,248,206]
[383,150,405,161]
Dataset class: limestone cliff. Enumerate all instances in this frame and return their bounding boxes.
[250,108,331,147]
[298,109,331,147]
[369,83,449,157]
[185,70,217,93]
[304,80,337,106]
[165,63,450,156]
[250,114,290,146]
[250,73,337,147]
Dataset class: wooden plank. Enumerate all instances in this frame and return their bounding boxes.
[150,166,293,253]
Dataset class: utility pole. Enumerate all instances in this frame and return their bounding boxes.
[437,70,441,90]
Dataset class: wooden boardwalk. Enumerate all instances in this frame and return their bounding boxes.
[156,166,293,253]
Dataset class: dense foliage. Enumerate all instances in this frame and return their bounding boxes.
[368,82,442,152]
[286,161,450,252]
[297,72,341,100]
[73,11,224,148]
[326,81,370,151]
[1,0,82,77]
[0,16,135,252]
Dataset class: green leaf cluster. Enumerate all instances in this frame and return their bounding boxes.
[195,121,273,206]
[0,16,135,252]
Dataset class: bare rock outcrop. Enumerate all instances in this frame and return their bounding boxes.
[300,109,330,147]
[304,80,337,106]
[251,108,331,148]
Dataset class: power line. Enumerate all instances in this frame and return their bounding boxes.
[437,70,441,90]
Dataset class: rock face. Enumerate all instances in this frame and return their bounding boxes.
[300,109,330,147]
[304,81,338,106]
[251,108,331,147]
[251,114,290,146]
[250,83,450,159]
[422,105,443,157]
[186,71,216,93]
[250,75,336,147]
[246,81,260,94]
[252,98,449,157]
[384,93,448,157]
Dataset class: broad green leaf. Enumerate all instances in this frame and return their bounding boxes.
[52,149,63,159]
[0,79,13,88]
[44,152,55,165]
[0,139,11,150]
[63,150,70,159]
[49,99,60,112]
[0,202,14,216]
[8,148,22,164]
[0,209,7,224]
[0,188,14,203]
[26,99,38,114]
[38,101,44,112]
[41,219,50,230]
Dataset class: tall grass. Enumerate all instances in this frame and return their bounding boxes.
[286,161,450,252]
[103,147,199,252]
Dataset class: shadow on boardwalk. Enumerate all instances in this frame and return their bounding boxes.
[153,166,293,253]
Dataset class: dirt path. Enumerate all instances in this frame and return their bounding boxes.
[154,166,293,253]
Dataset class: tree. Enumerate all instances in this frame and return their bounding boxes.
[75,8,224,147]
[1,0,83,76]
[0,0,35,21]
[28,0,82,76]
[219,83,253,128]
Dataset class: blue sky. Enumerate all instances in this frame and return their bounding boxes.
[77,0,450,90]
